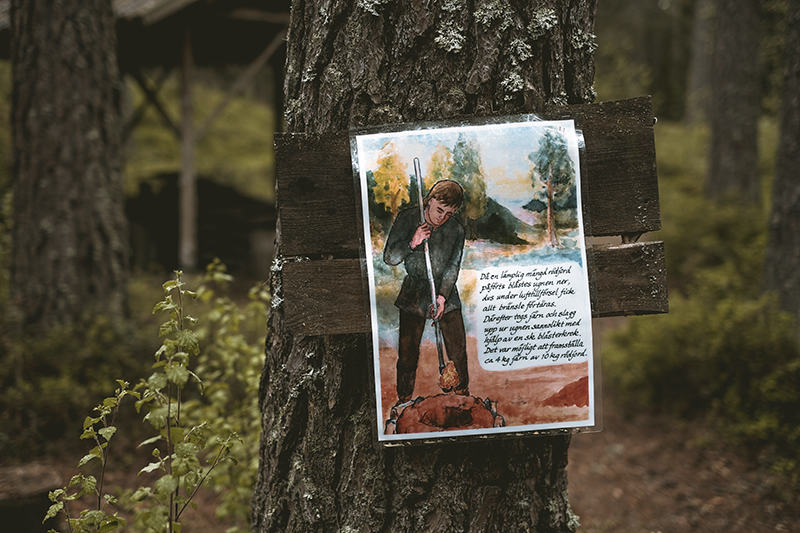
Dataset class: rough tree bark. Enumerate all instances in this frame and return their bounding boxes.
[763,0,800,322]
[10,0,128,330]
[252,1,597,531]
[706,0,761,201]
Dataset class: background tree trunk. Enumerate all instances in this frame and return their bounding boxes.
[10,0,128,330]
[763,0,800,322]
[252,1,597,531]
[706,0,761,201]
[685,0,713,123]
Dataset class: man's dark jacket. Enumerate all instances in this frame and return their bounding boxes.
[383,207,465,318]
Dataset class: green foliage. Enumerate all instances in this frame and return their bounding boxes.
[181,260,268,529]
[451,133,488,223]
[125,70,276,203]
[604,278,800,480]
[603,119,800,481]
[371,140,410,217]
[526,129,577,246]
[0,314,154,457]
[44,267,268,532]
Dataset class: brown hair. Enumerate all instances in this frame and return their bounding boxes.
[424,180,463,209]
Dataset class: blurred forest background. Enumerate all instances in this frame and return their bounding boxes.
[0,0,798,531]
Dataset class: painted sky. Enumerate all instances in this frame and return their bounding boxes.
[356,119,577,212]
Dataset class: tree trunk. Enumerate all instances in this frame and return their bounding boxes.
[685,0,713,123]
[253,1,596,531]
[10,0,128,330]
[546,172,557,247]
[706,0,761,201]
[763,0,800,322]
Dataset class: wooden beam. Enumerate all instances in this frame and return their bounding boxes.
[195,29,287,142]
[179,24,197,270]
[129,66,181,140]
[282,242,668,336]
[124,67,173,141]
[276,97,661,258]
[276,97,667,336]
[226,8,291,25]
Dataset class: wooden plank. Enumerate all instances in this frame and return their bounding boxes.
[589,241,668,317]
[282,241,667,336]
[276,97,660,257]
[276,132,361,257]
[282,258,369,335]
[547,97,661,237]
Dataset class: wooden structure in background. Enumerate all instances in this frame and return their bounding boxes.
[276,96,668,336]
[0,0,290,270]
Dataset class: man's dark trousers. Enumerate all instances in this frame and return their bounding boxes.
[397,308,469,399]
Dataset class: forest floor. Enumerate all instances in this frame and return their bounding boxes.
[15,318,800,532]
[568,318,800,533]
[568,396,800,532]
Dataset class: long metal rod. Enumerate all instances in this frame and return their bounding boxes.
[414,158,445,375]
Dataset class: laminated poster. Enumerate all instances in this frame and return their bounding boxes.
[353,118,595,443]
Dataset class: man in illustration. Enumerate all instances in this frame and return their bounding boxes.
[383,179,469,403]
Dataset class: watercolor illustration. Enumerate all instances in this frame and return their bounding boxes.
[354,118,596,442]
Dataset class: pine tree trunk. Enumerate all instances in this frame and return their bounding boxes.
[763,0,800,322]
[685,0,713,123]
[706,0,761,201]
[546,172,557,247]
[10,0,128,330]
[253,2,597,531]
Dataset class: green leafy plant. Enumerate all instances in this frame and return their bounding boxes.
[603,119,800,481]
[181,260,268,529]
[45,271,242,533]
[43,380,133,533]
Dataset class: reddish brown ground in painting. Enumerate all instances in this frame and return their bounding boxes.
[392,394,497,434]
[378,335,590,429]
[542,375,589,407]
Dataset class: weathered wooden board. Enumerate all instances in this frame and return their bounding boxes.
[277,96,667,336]
[282,242,668,335]
[589,241,668,317]
[276,96,660,258]
[543,97,660,238]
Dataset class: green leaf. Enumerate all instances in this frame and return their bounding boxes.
[80,427,97,440]
[147,371,168,390]
[98,426,117,442]
[102,396,118,409]
[103,494,119,505]
[98,514,126,533]
[145,406,168,429]
[154,474,179,499]
[78,453,99,467]
[131,487,151,502]
[173,351,190,365]
[169,426,186,444]
[175,442,199,459]
[83,509,105,526]
[138,435,162,448]
[175,330,200,355]
[159,319,179,337]
[43,501,64,522]
[134,394,156,413]
[83,415,101,429]
[166,363,189,386]
[139,461,163,475]
[153,295,176,313]
[80,476,97,496]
